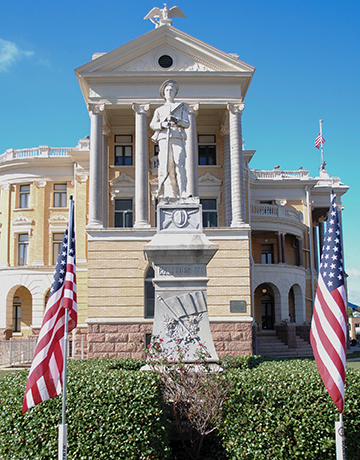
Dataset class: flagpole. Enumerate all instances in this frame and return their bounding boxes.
[58,196,74,460]
[58,306,69,460]
[319,119,326,170]
[335,412,345,459]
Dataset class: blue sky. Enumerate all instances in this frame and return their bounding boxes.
[1,0,359,303]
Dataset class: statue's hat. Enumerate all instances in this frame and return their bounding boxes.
[160,80,179,99]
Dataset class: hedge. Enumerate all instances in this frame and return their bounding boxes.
[221,359,360,460]
[1,358,360,459]
[0,359,170,460]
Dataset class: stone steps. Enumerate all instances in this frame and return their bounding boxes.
[256,332,313,358]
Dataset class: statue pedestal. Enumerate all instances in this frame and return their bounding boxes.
[144,198,219,362]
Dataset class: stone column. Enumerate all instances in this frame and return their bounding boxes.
[132,104,150,228]
[221,126,232,227]
[281,233,286,264]
[297,237,304,267]
[313,226,319,272]
[102,126,110,228]
[185,103,199,197]
[318,221,325,256]
[228,103,246,226]
[88,104,104,227]
[277,232,282,263]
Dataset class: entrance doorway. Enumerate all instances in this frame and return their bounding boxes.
[261,293,274,330]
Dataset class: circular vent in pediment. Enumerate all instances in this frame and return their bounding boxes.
[158,54,173,68]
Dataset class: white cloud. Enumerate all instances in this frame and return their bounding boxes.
[347,269,360,280]
[0,38,34,72]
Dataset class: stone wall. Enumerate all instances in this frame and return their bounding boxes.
[86,321,253,359]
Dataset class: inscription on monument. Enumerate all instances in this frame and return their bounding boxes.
[158,265,206,277]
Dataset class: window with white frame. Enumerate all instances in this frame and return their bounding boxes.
[198,134,217,165]
[19,184,30,209]
[52,232,63,265]
[200,199,218,228]
[53,184,67,207]
[261,244,274,264]
[18,233,29,266]
[114,135,133,166]
[114,199,133,228]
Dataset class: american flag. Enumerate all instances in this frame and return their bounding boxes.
[315,132,326,149]
[310,193,347,413]
[23,200,77,413]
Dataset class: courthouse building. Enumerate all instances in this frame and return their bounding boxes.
[0,13,348,358]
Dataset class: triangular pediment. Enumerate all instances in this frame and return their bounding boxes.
[76,26,254,77]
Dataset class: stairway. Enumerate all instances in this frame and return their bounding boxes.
[256,331,313,358]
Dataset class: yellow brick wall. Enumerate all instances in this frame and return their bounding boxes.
[207,238,251,317]
[87,240,148,318]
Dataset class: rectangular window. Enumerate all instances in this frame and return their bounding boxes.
[53,184,67,207]
[114,199,133,228]
[200,199,218,228]
[52,233,63,265]
[114,135,133,165]
[261,244,274,264]
[198,134,216,165]
[13,297,21,333]
[18,234,29,266]
[19,184,30,209]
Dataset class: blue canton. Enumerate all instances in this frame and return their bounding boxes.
[50,226,76,296]
[320,194,344,290]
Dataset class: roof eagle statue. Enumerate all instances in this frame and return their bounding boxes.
[144,4,187,28]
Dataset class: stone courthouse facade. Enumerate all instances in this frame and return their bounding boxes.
[0,12,348,359]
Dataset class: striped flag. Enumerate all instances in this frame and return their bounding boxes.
[315,131,326,149]
[23,200,77,413]
[310,193,347,413]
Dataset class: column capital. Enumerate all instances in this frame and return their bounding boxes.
[227,102,245,115]
[88,103,105,115]
[102,126,111,137]
[186,102,199,115]
[219,124,230,136]
[132,103,150,116]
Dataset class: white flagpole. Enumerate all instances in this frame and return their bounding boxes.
[58,196,74,460]
[335,412,345,459]
[319,119,326,170]
[58,306,69,460]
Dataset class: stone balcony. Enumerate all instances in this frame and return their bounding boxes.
[251,203,303,223]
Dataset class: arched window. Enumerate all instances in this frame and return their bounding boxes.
[144,266,155,318]
[13,296,21,332]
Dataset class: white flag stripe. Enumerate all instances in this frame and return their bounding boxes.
[37,375,50,401]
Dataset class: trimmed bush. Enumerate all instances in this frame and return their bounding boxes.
[0,359,170,460]
[221,359,360,459]
[1,358,360,459]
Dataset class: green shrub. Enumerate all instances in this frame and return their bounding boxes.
[219,354,277,371]
[0,359,170,460]
[108,357,145,371]
[221,359,360,460]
